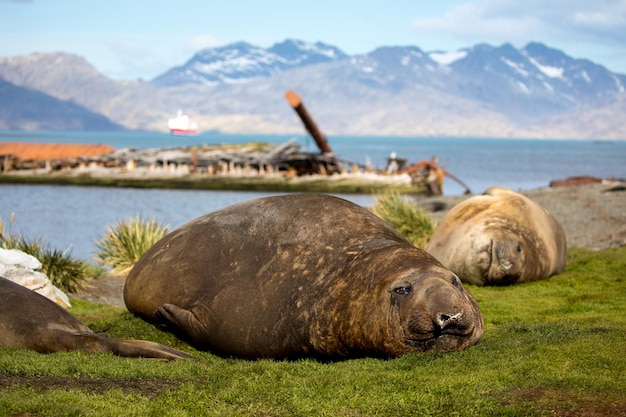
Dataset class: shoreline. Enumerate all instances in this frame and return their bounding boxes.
[0,140,438,195]
[0,170,430,195]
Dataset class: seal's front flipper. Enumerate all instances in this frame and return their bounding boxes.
[155,304,207,347]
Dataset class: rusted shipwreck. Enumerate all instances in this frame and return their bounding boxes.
[0,91,464,195]
[1,139,341,176]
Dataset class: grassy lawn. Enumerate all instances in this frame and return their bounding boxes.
[1,246,624,416]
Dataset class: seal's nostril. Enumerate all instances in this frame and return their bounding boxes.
[436,312,462,329]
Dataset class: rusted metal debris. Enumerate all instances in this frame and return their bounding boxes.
[0,91,470,195]
[284,90,464,195]
[285,90,333,154]
[285,90,341,175]
[0,142,115,160]
[0,140,346,177]
[0,140,458,195]
[549,176,624,187]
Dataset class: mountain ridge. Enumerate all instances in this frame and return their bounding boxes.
[0,39,624,139]
[152,39,349,87]
[0,77,122,131]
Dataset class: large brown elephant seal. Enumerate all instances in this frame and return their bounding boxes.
[124,194,483,359]
[426,186,567,286]
[0,276,191,360]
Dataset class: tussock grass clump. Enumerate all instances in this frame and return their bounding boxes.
[0,213,98,292]
[11,240,95,293]
[0,212,19,248]
[94,215,168,276]
[371,192,435,248]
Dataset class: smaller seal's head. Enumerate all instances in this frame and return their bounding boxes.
[389,269,484,353]
[426,187,566,286]
[470,232,526,285]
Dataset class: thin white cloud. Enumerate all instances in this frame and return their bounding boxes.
[101,33,225,79]
[185,34,223,54]
[100,39,164,80]
[95,34,189,80]
[411,0,626,46]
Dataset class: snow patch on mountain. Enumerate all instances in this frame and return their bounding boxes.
[502,57,530,77]
[543,81,555,93]
[429,50,468,66]
[517,81,530,94]
[296,41,340,58]
[612,75,625,93]
[528,57,564,79]
[580,70,592,83]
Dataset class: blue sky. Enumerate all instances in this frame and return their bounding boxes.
[1,0,625,80]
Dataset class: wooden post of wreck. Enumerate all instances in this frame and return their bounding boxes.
[191,148,198,174]
[285,90,333,155]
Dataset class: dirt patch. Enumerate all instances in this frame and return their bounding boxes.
[0,374,183,399]
[502,387,626,417]
[73,275,126,307]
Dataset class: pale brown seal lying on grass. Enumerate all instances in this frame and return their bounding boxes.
[426,186,567,286]
[0,276,192,360]
[124,194,483,359]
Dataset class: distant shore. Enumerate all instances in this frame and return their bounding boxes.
[0,169,428,195]
[0,140,436,195]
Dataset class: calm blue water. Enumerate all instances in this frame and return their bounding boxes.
[1,130,624,261]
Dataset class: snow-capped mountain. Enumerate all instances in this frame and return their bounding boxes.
[151,39,348,87]
[2,40,625,138]
[268,39,346,65]
[429,41,625,98]
[341,46,450,92]
[522,42,625,98]
[151,39,626,123]
[436,42,626,119]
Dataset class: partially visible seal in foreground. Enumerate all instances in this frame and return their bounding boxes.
[124,194,483,359]
[426,186,567,286]
[0,276,191,360]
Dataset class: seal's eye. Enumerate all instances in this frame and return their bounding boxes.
[393,285,412,295]
[450,276,461,288]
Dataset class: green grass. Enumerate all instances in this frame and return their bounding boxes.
[1,246,625,416]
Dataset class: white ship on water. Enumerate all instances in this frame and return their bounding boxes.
[168,110,198,135]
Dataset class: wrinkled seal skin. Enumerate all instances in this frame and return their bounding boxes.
[426,186,567,286]
[124,194,483,359]
[0,276,192,360]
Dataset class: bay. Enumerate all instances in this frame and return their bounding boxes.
[1,130,624,261]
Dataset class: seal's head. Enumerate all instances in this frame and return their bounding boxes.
[463,219,530,285]
[386,263,483,353]
[427,186,567,286]
[323,246,484,358]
